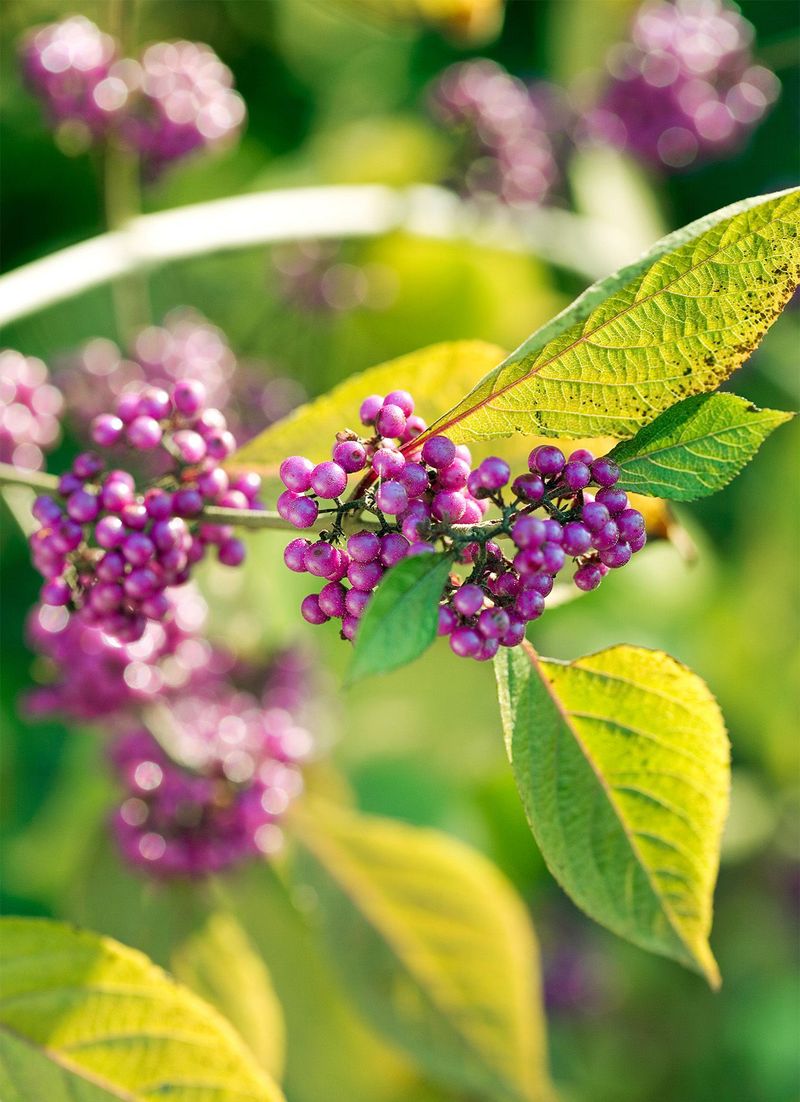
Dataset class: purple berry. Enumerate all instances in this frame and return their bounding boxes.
[197,468,229,500]
[72,452,104,479]
[450,626,482,658]
[310,461,348,499]
[32,496,62,524]
[42,579,71,606]
[172,429,207,465]
[562,460,591,491]
[359,394,384,425]
[431,490,466,524]
[347,560,383,591]
[384,389,414,416]
[453,584,484,618]
[286,496,319,529]
[380,533,410,567]
[138,387,171,420]
[372,448,405,479]
[332,440,367,473]
[501,616,526,648]
[595,487,628,513]
[600,542,632,569]
[123,533,155,566]
[347,531,381,563]
[127,415,163,450]
[629,530,647,553]
[376,480,408,515]
[512,473,545,503]
[421,435,456,469]
[590,457,620,487]
[318,581,347,618]
[478,607,510,639]
[616,508,645,542]
[66,488,99,523]
[280,456,314,493]
[345,588,371,617]
[399,462,430,497]
[95,514,125,549]
[172,378,207,416]
[376,403,407,439]
[574,562,604,591]
[477,457,510,491]
[581,501,611,532]
[592,520,619,552]
[438,605,457,635]
[301,594,329,625]
[511,514,546,549]
[516,589,545,621]
[541,542,565,574]
[562,521,592,556]
[304,541,339,579]
[531,445,565,476]
[173,489,204,518]
[219,538,246,567]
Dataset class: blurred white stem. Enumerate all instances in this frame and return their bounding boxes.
[0,185,641,328]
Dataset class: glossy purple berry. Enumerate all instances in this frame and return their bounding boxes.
[311,461,348,499]
[511,514,546,549]
[372,448,405,479]
[219,538,246,567]
[318,581,347,618]
[301,594,329,625]
[384,389,414,417]
[453,584,484,618]
[600,542,632,569]
[629,530,647,553]
[616,508,645,542]
[541,543,565,574]
[123,533,155,566]
[581,501,611,532]
[173,489,204,518]
[32,496,62,525]
[438,605,457,635]
[399,462,430,497]
[512,473,545,503]
[347,531,381,563]
[172,429,207,465]
[562,521,592,556]
[530,445,565,476]
[376,480,408,516]
[380,533,410,567]
[280,456,314,493]
[89,413,123,448]
[477,457,510,491]
[127,415,163,450]
[284,538,311,572]
[41,579,71,606]
[450,626,482,658]
[172,378,206,416]
[590,457,620,487]
[595,487,628,513]
[345,588,371,617]
[359,394,384,425]
[332,440,367,473]
[66,489,99,523]
[421,435,456,469]
[286,496,319,529]
[95,514,125,549]
[478,607,510,639]
[516,589,545,621]
[592,521,619,552]
[347,560,383,591]
[562,460,591,491]
[376,403,407,438]
[431,491,466,524]
[574,562,604,591]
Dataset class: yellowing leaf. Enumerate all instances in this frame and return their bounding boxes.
[422,189,799,445]
[228,340,505,475]
[0,918,285,1102]
[172,912,286,1082]
[292,801,552,1102]
[495,644,730,987]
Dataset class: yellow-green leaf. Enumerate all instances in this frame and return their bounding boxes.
[422,189,799,445]
[292,801,552,1102]
[0,917,285,1102]
[228,340,505,475]
[495,643,730,987]
[172,912,286,1083]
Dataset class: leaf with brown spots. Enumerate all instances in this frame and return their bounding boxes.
[418,189,799,445]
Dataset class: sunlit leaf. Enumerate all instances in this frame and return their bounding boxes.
[348,552,453,684]
[292,801,552,1102]
[0,917,285,1101]
[608,393,793,500]
[172,912,286,1082]
[420,189,799,445]
[229,341,505,475]
[495,643,730,987]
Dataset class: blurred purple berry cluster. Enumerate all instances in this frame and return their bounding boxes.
[279,391,646,659]
[0,350,64,471]
[20,17,244,171]
[58,311,303,446]
[428,59,566,206]
[30,377,263,643]
[586,0,779,170]
[271,241,398,315]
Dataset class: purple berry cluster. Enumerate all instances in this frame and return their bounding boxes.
[586,0,779,170]
[20,17,244,171]
[124,40,245,176]
[110,673,312,878]
[279,392,646,658]
[20,15,127,139]
[59,311,302,446]
[29,378,261,642]
[271,241,397,315]
[0,350,64,471]
[428,59,563,206]
[24,586,215,722]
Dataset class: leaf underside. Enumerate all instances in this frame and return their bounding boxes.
[0,918,285,1102]
[609,392,793,500]
[348,552,453,683]
[293,801,552,1102]
[421,189,799,445]
[495,643,730,987]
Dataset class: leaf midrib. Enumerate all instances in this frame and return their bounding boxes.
[618,413,787,467]
[427,203,789,440]
[519,642,704,976]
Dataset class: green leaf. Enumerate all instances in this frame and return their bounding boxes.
[292,801,552,1102]
[420,189,799,445]
[495,643,730,987]
[172,912,286,1083]
[608,392,793,500]
[0,917,285,1102]
[348,552,452,683]
[229,340,505,474]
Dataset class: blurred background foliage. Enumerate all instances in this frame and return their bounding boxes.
[1,1,798,1101]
